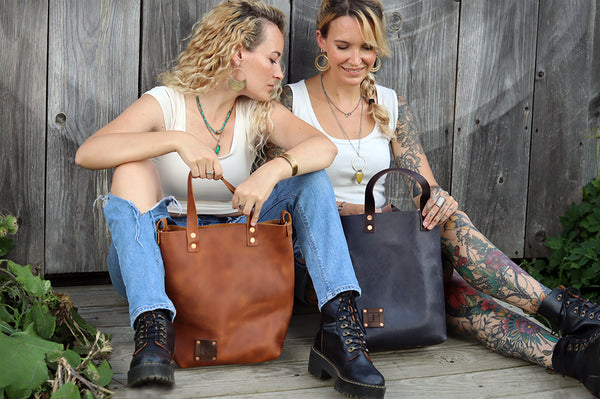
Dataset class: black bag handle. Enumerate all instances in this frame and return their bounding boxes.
[363,168,431,233]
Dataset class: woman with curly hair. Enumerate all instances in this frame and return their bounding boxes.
[75,1,385,397]
[267,0,600,396]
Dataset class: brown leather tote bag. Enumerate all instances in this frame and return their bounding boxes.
[156,172,294,368]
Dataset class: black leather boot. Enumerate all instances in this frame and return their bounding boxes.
[127,309,175,387]
[537,286,600,335]
[308,292,386,398]
[552,329,600,397]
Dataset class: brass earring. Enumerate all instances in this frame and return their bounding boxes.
[371,55,382,73]
[315,52,329,72]
[228,67,246,91]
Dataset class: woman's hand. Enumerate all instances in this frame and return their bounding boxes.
[422,186,458,230]
[175,132,222,180]
[231,169,279,226]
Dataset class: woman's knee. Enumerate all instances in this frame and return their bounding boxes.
[111,160,163,211]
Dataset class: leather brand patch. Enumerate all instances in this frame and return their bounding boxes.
[362,308,384,328]
[194,339,218,362]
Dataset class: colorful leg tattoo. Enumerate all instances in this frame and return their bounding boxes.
[445,275,557,368]
[441,212,549,313]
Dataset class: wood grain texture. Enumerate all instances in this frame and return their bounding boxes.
[379,0,459,209]
[525,0,595,257]
[0,0,48,268]
[53,285,593,399]
[46,0,141,273]
[452,0,538,257]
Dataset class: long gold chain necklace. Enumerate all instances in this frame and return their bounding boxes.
[320,76,366,183]
[196,96,234,155]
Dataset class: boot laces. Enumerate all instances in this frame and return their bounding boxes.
[134,311,169,352]
[558,287,600,321]
[338,295,368,354]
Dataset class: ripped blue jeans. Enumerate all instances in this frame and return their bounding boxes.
[102,170,360,327]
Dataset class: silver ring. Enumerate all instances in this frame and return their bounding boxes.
[206,170,214,175]
[435,196,446,208]
[238,204,245,210]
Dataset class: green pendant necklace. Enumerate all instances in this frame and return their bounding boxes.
[196,96,234,155]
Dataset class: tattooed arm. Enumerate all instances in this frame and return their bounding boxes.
[390,95,457,228]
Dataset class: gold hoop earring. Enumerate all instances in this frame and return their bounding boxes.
[315,53,329,72]
[228,67,246,91]
[371,55,382,73]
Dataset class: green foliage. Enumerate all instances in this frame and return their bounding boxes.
[523,178,600,303]
[0,261,113,398]
[0,213,18,258]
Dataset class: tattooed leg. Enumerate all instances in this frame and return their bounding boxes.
[446,273,557,368]
[441,211,550,313]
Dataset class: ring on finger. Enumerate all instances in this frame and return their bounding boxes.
[435,196,446,208]
[206,170,214,176]
[238,204,245,210]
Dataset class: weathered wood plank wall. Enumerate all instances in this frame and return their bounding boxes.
[0,0,598,274]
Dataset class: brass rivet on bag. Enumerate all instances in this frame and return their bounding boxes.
[190,232,197,238]
[367,224,373,231]
[191,243,197,249]
[249,227,256,233]
[367,214,373,221]
[250,237,256,244]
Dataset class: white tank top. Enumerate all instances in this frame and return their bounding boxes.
[287,80,397,208]
[146,86,255,215]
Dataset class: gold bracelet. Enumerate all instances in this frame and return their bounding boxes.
[280,153,298,176]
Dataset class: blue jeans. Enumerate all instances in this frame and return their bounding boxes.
[102,170,360,326]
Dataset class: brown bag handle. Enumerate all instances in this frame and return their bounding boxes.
[184,172,291,252]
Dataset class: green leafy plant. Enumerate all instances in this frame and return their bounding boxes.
[0,260,113,399]
[0,213,18,258]
[523,178,600,303]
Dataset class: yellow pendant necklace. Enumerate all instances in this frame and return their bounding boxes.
[320,75,366,183]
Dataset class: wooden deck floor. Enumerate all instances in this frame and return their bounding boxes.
[55,285,594,399]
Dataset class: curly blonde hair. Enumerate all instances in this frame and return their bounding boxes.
[317,0,393,138]
[159,0,286,154]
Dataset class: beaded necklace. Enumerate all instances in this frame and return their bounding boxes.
[196,96,234,155]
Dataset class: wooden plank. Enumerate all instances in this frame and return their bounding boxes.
[287,0,320,84]
[46,0,141,273]
[584,2,600,184]
[525,0,596,257]
[141,0,291,94]
[452,0,538,258]
[0,0,48,268]
[380,0,459,209]
[62,285,593,399]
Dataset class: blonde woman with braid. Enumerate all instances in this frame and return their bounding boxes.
[266,0,600,396]
[76,1,386,396]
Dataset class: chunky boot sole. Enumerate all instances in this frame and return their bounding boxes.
[127,362,175,387]
[308,347,386,399]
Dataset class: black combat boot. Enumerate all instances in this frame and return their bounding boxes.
[127,309,175,387]
[537,286,600,335]
[308,292,386,398]
[552,329,600,397]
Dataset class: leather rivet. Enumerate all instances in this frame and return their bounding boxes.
[249,227,256,233]
[190,232,197,238]
[191,243,197,249]
[367,215,373,221]
[367,225,373,231]
[250,237,256,244]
